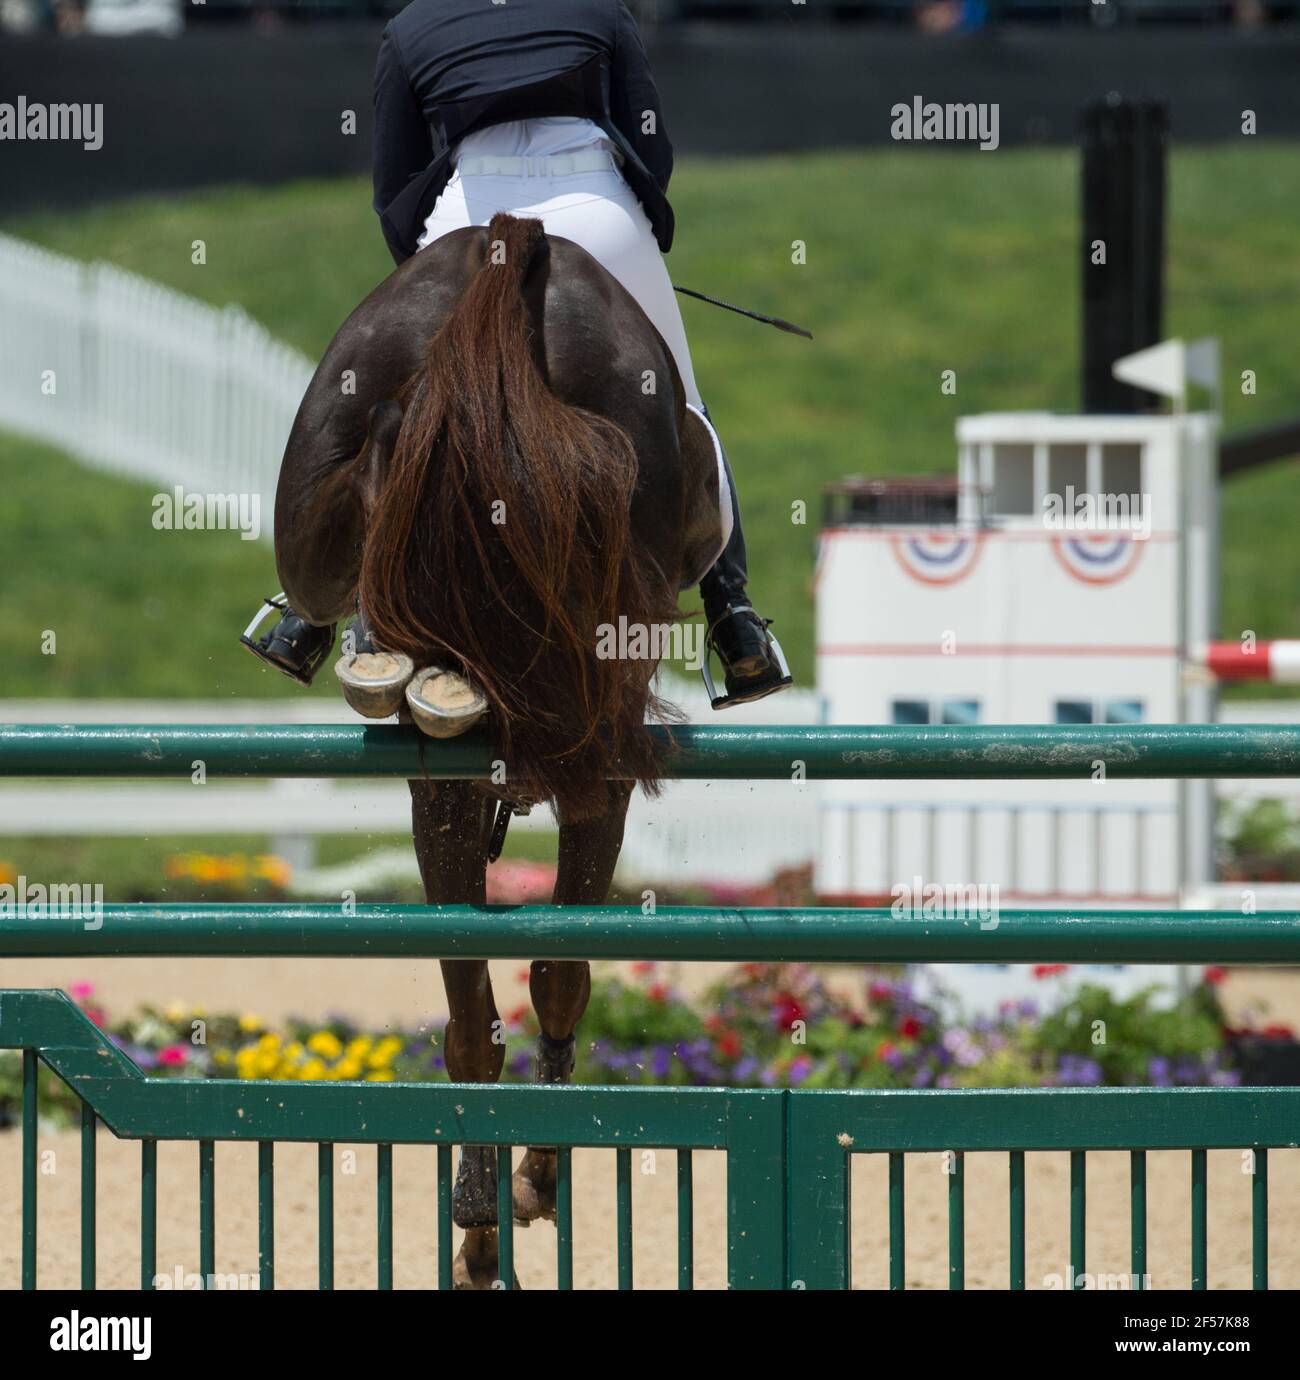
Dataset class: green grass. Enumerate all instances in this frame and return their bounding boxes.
[6,145,1300,693]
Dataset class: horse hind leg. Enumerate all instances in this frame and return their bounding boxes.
[512,782,632,1227]
[510,1030,578,1226]
[410,775,519,1288]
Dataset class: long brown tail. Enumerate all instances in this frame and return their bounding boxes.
[359,213,675,816]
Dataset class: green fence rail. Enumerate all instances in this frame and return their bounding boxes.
[3,721,1300,1290]
[4,903,1300,963]
[4,720,1300,778]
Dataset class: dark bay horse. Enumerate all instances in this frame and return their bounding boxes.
[273,213,725,1287]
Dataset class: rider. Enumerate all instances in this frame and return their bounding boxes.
[243,0,791,709]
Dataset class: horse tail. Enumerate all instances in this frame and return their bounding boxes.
[359,213,676,817]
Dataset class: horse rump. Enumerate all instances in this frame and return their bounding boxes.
[359,213,677,817]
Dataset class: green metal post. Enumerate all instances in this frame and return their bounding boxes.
[378,1143,393,1290]
[616,1147,633,1290]
[1009,1150,1025,1290]
[199,1140,215,1289]
[140,1141,157,1291]
[948,1151,964,1290]
[1252,1148,1268,1290]
[318,1142,334,1290]
[889,1153,905,1290]
[1131,1150,1147,1290]
[1070,1151,1086,1288]
[22,1049,37,1290]
[81,1102,96,1290]
[258,1141,274,1291]
[676,1149,693,1290]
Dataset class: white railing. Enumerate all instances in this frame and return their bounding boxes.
[0,232,314,532]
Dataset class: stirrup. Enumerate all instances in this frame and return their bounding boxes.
[239,594,335,686]
[700,604,794,711]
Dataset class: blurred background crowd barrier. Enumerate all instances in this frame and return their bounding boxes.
[3,0,1299,39]
[3,18,1300,218]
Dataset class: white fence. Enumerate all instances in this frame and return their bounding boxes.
[0,232,314,530]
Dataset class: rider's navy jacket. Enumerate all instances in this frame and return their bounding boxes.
[372,0,674,265]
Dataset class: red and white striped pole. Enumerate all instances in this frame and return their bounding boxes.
[1193,641,1300,683]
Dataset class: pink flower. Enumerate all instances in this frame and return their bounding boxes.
[70,982,95,1001]
[157,1045,188,1066]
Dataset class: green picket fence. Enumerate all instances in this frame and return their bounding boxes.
[3,722,1300,1289]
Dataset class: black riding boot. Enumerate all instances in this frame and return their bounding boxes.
[239,595,336,686]
[697,408,793,710]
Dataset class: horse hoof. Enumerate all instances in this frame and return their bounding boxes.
[405,666,488,738]
[511,1166,557,1226]
[334,651,414,718]
[452,1240,522,1291]
[512,1146,559,1226]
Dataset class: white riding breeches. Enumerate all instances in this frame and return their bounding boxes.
[416,129,703,409]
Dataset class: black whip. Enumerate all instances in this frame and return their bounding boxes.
[673,285,813,340]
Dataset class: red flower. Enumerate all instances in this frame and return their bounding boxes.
[647,983,668,1003]
[631,960,656,976]
[715,1031,742,1060]
[506,1005,530,1029]
[158,1045,187,1066]
[775,998,805,1031]
[868,981,893,1003]
[1263,1024,1295,1040]
[704,1014,724,1033]
[1203,966,1228,986]
[1032,964,1070,980]
[896,1015,922,1040]
[516,968,531,985]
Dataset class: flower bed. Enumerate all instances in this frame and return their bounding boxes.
[2,962,1262,1128]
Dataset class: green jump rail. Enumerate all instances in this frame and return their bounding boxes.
[4,903,1300,963]
[4,720,1300,1291]
[4,721,1300,778]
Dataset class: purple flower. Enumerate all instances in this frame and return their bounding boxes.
[1057,1055,1103,1087]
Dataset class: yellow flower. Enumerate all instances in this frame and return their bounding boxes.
[213,1050,231,1065]
[307,1031,343,1060]
[284,1042,305,1063]
[255,854,293,888]
[367,1037,402,1070]
[238,1013,263,1033]
[345,1036,373,1059]
[365,1070,395,1082]
[256,1052,279,1077]
[300,1058,328,1081]
[334,1057,363,1080]
[258,1033,281,1053]
[164,1001,187,1022]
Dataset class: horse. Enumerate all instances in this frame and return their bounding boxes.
[272,212,727,1287]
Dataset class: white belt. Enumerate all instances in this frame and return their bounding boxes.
[455,151,619,179]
